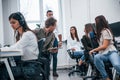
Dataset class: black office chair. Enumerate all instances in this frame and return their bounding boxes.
[10,38,47,80]
[67,49,87,76]
[37,38,50,80]
[82,32,116,80]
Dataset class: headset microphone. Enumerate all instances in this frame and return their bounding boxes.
[16,12,25,27]
[15,26,21,31]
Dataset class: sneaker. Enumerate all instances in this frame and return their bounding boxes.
[53,72,59,77]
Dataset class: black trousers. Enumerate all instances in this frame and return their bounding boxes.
[41,52,51,80]
[0,59,43,80]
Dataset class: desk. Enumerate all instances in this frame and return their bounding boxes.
[0,50,23,80]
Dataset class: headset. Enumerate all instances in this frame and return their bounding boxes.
[16,12,25,27]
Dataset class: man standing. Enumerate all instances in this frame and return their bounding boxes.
[46,10,62,77]
[34,17,57,80]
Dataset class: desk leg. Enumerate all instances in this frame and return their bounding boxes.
[1,58,15,80]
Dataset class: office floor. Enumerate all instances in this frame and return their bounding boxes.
[50,69,83,80]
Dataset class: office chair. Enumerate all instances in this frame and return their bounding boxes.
[67,49,87,76]
[10,38,47,80]
[82,32,118,80]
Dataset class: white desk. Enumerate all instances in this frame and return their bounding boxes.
[0,50,23,80]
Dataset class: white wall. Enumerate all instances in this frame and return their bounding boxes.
[2,0,19,45]
[61,0,91,40]
[62,0,120,39]
[90,0,120,23]
[59,0,120,67]
[0,0,4,46]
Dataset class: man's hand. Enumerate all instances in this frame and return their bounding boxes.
[58,41,62,48]
[49,49,58,53]
[48,47,58,53]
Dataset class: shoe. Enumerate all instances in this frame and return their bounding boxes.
[53,72,59,77]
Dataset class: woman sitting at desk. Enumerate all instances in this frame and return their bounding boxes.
[0,12,39,79]
[0,12,39,61]
[67,26,84,66]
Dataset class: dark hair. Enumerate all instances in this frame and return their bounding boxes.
[47,10,53,14]
[9,12,31,41]
[70,26,79,41]
[85,23,94,37]
[95,15,113,40]
[45,17,57,28]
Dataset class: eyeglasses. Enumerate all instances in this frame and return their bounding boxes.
[70,28,75,31]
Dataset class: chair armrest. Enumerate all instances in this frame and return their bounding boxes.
[67,49,73,53]
[67,49,74,58]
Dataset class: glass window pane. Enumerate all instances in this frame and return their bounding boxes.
[27,22,40,30]
[43,0,59,21]
[20,0,40,21]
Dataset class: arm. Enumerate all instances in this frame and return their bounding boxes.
[90,29,112,54]
[56,25,62,47]
[81,36,92,51]
[58,34,62,47]
[43,33,55,51]
[90,39,110,54]
[67,37,75,51]
[1,31,32,51]
[58,34,62,42]
[67,37,71,50]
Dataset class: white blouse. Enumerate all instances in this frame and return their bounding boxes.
[67,36,83,51]
[1,31,39,61]
[99,28,116,54]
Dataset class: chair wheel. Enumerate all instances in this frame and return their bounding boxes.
[68,72,73,76]
[68,74,71,76]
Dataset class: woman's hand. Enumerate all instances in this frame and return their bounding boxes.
[89,49,95,55]
[71,48,76,51]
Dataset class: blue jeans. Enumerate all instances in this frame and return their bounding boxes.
[73,51,85,61]
[51,38,58,72]
[94,51,120,79]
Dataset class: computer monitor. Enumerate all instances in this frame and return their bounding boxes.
[109,22,120,37]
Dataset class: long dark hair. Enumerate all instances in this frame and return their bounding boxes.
[85,23,94,37]
[9,12,31,41]
[95,15,113,40]
[70,26,79,41]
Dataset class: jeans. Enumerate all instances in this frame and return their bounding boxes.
[51,37,58,72]
[73,51,85,61]
[94,51,120,79]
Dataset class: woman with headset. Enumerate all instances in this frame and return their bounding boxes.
[0,12,39,61]
[0,12,39,79]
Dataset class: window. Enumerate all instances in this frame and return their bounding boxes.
[43,0,59,21]
[19,0,64,40]
[43,0,64,40]
[19,0,40,29]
